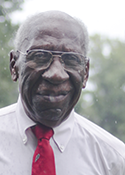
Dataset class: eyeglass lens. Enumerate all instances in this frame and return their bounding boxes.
[26,50,85,70]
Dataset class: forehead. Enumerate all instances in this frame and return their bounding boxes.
[26,15,84,53]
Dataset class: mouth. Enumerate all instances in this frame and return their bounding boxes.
[36,90,70,103]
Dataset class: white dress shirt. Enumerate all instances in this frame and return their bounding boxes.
[0,95,125,175]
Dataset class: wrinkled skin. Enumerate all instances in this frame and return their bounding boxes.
[10,11,89,127]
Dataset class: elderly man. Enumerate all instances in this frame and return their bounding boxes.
[0,10,125,175]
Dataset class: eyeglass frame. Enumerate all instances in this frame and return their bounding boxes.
[17,49,89,70]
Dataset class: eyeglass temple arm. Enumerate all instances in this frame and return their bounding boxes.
[17,50,27,56]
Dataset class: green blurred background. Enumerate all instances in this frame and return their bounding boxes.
[0,0,125,142]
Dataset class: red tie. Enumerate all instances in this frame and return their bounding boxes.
[32,125,56,175]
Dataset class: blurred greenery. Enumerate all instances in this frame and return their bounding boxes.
[75,34,125,142]
[0,0,23,107]
[0,1,125,142]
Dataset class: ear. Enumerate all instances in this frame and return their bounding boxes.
[10,50,19,81]
[82,58,89,88]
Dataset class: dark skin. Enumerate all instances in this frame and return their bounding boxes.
[10,11,89,128]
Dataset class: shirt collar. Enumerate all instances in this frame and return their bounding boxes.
[53,110,74,152]
[16,94,75,151]
[16,95,36,144]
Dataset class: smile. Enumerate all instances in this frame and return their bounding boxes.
[36,91,70,103]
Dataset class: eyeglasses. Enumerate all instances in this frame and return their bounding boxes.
[17,49,88,70]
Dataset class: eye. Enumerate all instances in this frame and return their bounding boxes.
[62,53,81,66]
[27,51,52,64]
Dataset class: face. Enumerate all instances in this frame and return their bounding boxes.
[10,13,89,127]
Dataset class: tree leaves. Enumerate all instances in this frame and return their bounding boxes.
[0,0,23,107]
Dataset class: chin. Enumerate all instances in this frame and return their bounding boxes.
[31,108,68,127]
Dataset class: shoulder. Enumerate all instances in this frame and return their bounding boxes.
[0,103,19,140]
[0,103,17,128]
[0,103,17,117]
[74,112,125,158]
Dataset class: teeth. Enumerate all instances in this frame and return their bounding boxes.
[56,109,62,112]
[49,95,64,102]
[36,92,67,102]
[49,96,55,102]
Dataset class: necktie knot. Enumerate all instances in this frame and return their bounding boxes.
[32,124,53,140]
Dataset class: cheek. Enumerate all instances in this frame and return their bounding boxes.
[19,63,45,90]
[68,70,84,90]
[19,69,38,103]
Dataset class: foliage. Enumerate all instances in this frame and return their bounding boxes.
[0,0,23,107]
[75,34,125,142]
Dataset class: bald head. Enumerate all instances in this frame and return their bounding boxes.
[15,10,89,56]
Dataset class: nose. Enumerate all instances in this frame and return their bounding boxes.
[42,58,69,84]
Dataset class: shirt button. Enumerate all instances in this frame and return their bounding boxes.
[23,138,26,143]
[60,145,64,152]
